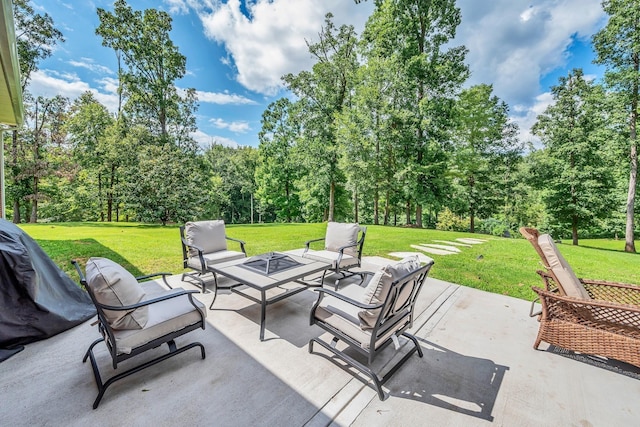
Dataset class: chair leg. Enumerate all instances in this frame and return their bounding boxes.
[309,337,386,400]
[208,272,219,309]
[84,339,205,409]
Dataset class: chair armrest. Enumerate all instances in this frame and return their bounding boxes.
[304,237,325,253]
[181,238,208,271]
[312,288,384,310]
[95,288,201,311]
[226,236,247,255]
[580,279,640,305]
[533,286,640,329]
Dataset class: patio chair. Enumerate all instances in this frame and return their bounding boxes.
[519,227,640,368]
[72,258,206,409]
[180,220,246,304]
[302,222,367,287]
[309,255,434,400]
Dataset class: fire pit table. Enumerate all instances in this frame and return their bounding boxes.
[209,252,331,340]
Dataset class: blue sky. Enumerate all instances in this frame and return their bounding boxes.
[29,0,608,148]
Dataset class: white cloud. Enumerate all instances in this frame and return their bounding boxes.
[192,0,375,95]
[69,58,115,75]
[191,129,240,149]
[454,0,606,144]
[28,70,119,112]
[196,89,257,105]
[210,117,250,133]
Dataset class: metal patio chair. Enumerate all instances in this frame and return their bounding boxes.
[180,220,246,305]
[309,255,434,400]
[73,257,206,409]
[302,222,367,287]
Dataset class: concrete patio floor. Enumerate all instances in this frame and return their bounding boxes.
[1,256,639,426]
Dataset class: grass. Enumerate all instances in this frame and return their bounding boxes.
[19,222,640,302]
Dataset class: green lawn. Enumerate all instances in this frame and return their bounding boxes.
[19,222,640,302]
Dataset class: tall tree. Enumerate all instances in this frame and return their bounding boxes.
[96,0,193,140]
[256,98,303,222]
[451,84,520,232]
[532,69,615,245]
[21,95,69,222]
[593,0,640,252]
[9,0,64,223]
[283,14,359,222]
[363,0,468,226]
[65,92,115,220]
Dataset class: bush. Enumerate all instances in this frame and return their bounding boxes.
[436,208,469,232]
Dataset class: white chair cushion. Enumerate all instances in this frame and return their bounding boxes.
[314,285,402,349]
[113,281,206,354]
[325,222,359,257]
[538,234,590,300]
[303,250,357,269]
[186,250,246,270]
[185,220,227,257]
[85,257,148,330]
[359,255,422,329]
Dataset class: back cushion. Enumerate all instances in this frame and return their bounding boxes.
[537,234,590,300]
[85,257,148,330]
[359,255,422,329]
[325,222,360,257]
[185,220,227,257]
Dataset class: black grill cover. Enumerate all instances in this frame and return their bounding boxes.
[0,219,95,348]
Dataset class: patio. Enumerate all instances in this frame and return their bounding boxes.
[1,256,639,426]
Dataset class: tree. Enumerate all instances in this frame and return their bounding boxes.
[96,0,194,140]
[21,95,69,222]
[65,92,115,220]
[450,84,520,232]
[532,69,616,245]
[256,98,303,222]
[8,0,64,223]
[283,14,359,222]
[592,0,640,252]
[362,0,468,226]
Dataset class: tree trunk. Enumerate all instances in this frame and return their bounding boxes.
[625,58,638,252]
[384,189,390,225]
[354,186,359,223]
[415,204,422,228]
[13,200,20,223]
[328,180,335,222]
[572,215,579,245]
[374,185,379,225]
[470,210,475,233]
[625,140,637,252]
[30,180,38,223]
[99,172,104,221]
[405,199,411,225]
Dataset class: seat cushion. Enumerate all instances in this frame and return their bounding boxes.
[359,255,422,329]
[314,285,403,349]
[185,220,227,257]
[186,250,246,270]
[538,234,590,300]
[85,257,148,330]
[325,222,360,257]
[303,250,357,269]
[113,281,206,354]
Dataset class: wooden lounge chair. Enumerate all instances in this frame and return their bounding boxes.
[73,258,206,408]
[302,222,367,287]
[520,227,640,368]
[309,255,434,400]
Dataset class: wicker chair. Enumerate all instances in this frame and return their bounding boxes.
[520,227,640,368]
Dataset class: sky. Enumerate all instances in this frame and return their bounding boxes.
[28,0,609,148]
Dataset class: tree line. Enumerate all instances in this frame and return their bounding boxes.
[3,0,639,251]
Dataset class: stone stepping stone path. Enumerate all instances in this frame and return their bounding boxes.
[391,237,488,259]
